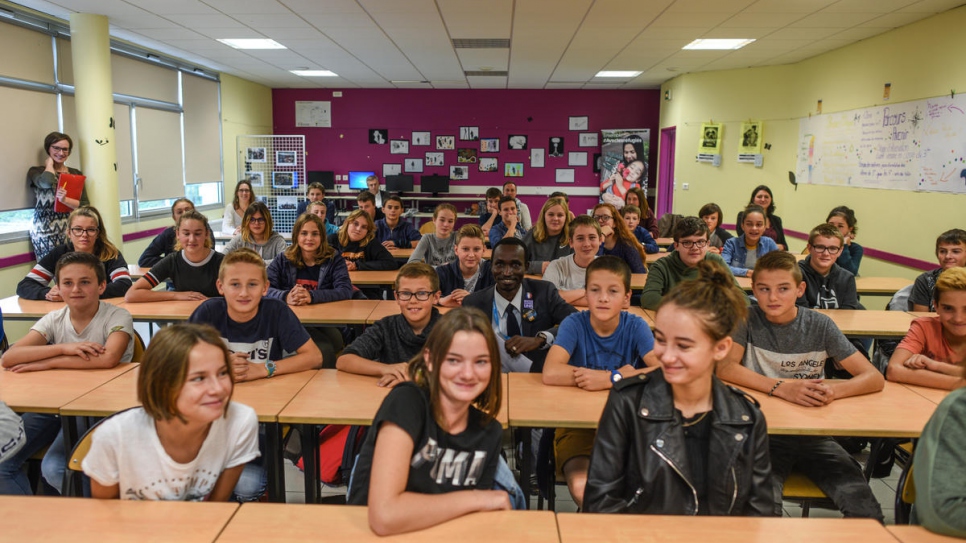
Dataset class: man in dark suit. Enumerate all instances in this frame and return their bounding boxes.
[464,237,576,373]
[366,175,390,209]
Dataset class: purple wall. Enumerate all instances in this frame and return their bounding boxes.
[272,89,661,217]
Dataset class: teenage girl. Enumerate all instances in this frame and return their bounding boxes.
[721,204,779,278]
[329,209,397,272]
[827,206,863,276]
[139,198,215,267]
[83,323,259,500]
[347,307,513,535]
[624,186,658,239]
[523,197,573,274]
[735,185,787,250]
[584,261,772,515]
[223,201,288,261]
[592,203,646,273]
[408,204,458,267]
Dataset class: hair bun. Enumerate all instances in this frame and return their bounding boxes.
[696,260,732,287]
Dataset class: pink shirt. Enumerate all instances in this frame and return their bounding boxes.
[897,316,965,366]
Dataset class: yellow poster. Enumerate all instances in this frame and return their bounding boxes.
[699,123,722,155]
[740,121,763,154]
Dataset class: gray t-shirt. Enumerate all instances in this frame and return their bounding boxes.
[32,301,135,363]
[408,234,456,267]
[732,306,856,380]
[743,250,758,270]
[542,255,593,291]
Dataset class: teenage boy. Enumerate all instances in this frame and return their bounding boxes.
[464,238,576,373]
[437,224,494,307]
[307,201,339,236]
[797,223,859,310]
[375,195,421,249]
[502,182,533,230]
[620,205,659,254]
[543,215,602,306]
[910,229,966,312]
[0,252,134,496]
[296,182,336,223]
[716,251,885,521]
[337,263,443,387]
[479,187,504,238]
[542,256,656,508]
[488,196,529,247]
[641,217,735,310]
[356,191,384,221]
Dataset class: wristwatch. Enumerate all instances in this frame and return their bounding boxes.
[610,370,623,384]
[265,360,277,378]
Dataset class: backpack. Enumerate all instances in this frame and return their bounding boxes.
[296,424,367,485]
[871,284,914,375]
[657,213,682,238]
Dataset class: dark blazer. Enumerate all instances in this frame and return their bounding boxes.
[463,278,576,373]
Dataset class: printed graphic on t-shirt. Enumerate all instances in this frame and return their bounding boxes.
[410,436,488,486]
[226,339,274,364]
[123,467,219,501]
[745,343,827,379]
[342,250,364,262]
[295,278,318,289]
[816,286,839,309]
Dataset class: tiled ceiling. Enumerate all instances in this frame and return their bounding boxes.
[10,0,966,89]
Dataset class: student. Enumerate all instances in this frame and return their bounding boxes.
[910,229,966,312]
[716,251,885,521]
[18,206,131,300]
[0,402,24,465]
[624,186,658,239]
[584,260,772,516]
[306,201,339,236]
[337,263,442,387]
[592,203,646,274]
[620,204,659,254]
[83,323,260,501]
[502,182,532,230]
[522,196,573,273]
[437,225,493,307]
[408,204,457,267]
[296,182,336,222]
[478,187,504,238]
[223,180,254,235]
[1,251,134,495]
[542,257,656,508]
[721,204,779,278]
[735,185,787,250]
[543,215,602,306]
[797,223,859,310]
[357,190,384,221]
[126,211,224,302]
[640,217,735,311]
[887,267,966,390]
[222,201,288,262]
[267,213,351,365]
[346,308,512,536]
[375,195,421,249]
[329,209,398,272]
[827,206,863,276]
[139,198,216,267]
[698,202,732,254]
[489,196,529,248]
[912,365,966,537]
[366,174,388,208]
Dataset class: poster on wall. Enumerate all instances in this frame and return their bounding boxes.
[738,121,763,164]
[698,122,722,158]
[599,128,650,207]
[295,101,331,127]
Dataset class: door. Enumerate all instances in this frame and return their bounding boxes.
[657,127,676,216]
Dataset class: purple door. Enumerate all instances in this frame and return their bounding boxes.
[657,127,676,216]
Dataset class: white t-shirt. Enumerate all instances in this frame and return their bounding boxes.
[542,254,593,291]
[32,301,134,363]
[82,402,260,501]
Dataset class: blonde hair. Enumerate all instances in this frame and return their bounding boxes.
[218,248,268,282]
[68,206,120,261]
[533,197,570,244]
[433,203,457,220]
[455,224,486,245]
[935,267,966,306]
[285,213,335,268]
[338,209,376,247]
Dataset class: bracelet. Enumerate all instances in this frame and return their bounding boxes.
[768,380,784,397]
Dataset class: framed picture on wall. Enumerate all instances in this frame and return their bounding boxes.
[530,148,545,168]
[568,152,588,166]
[459,126,479,141]
[508,135,528,150]
[549,137,565,157]
[457,148,478,163]
[412,131,431,146]
[425,152,445,166]
[450,165,469,180]
[405,158,424,173]
[480,138,500,152]
[578,132,598,147]
[436,135,455,150]
[247,147,267,162]
[277,196,298,211]
[505,163,524,177]
[555,169,575,183]
[369,129,388,144]
[569,116,588,131]
[383,164,402,176]
[390,140,410,154]
[272,171,297,189]
[479,157,498,172]
[276,151,297,166]
[248,171,264,187]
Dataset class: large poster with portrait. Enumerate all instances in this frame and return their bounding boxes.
[599,129,650,208]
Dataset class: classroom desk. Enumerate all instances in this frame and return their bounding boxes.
[0,495,239,543]
[655,237,673,246]
[813,309,916,338]
[366,300,452,323]
[557,514,890,543]
[888,525,965,543]
[348,270,399,286]
[0,364,135,414]
[645,251,669,264]
[118,299,204,322]
[128,264,148,279]
[117,299,382,326]
[216,503,558,543]
[0,295,124,322]
[734,276,912,295]
[901,383,950,405]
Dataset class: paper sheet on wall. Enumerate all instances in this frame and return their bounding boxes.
[295,101,331,127]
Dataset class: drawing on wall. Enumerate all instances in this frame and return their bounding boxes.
[247,147,266,162]
[508,135,528,150]
[480,138,500,152]
[599,129,650,208]
[549,137,565,157]
[248,171,264,187]
[457,148,478,163]
[391,140,410,154]
[505,162,523,177]
[740,121,762,154]
[272,171,297,189]
[568,152,588,167]
[579,133,599,147]
[700,123,722,153]
[276,151,297,166]
[556,169,575,183]
[382,163,402,176]
[530,148,545,168]
[459,126,479,141]
[450,165,469,180]
[369,129,388,144]
[405,158,424,173]
[412,131,431,146]
[479,157,498,172]
[569,116,589,131]
[436,135,455,150]
[425,152,445,166]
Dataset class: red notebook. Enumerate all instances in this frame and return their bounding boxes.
[54,172,86,213]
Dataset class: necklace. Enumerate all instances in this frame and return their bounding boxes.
[682,411,710,427]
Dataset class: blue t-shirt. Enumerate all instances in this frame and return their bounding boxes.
[555,311,653,371]
[189,297,311,364]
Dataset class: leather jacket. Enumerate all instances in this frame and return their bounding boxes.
[584,369,774,516]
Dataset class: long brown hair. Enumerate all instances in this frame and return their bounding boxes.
[285,213,335,268]
[232,180,253,211]
[240,201,275,244]
[593,202,647,263]
[532,197,570,244]
[625,186,650,216]
[338,209,375,247]
[68,206,120,261]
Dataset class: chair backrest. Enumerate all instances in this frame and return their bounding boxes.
[902,464,917,505]
[68,407,138,473]
[419,221,436,235]
[131,330,146,362]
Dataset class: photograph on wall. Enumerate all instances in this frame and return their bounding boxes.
[599,128,650,208]
[504,162,523,177]
[248,171,264,187]
[479,157,498,172]
[530,148,545,168]
[739,121,762,154]
[425,152,445,166]
[508,135,528,150]
[480,138,500,153]
[276,150,297,166]
[569,116,589,131]
[383,163,402,176]
[436,135,455,150]
[276,195,298,212]
[549,137,565,157]
[699,123,722,154]
[593,153,601,173]
[459,126,479,141]
[457,148,478,163]
[405,158,424,173]
[391,139,410,154]
[246,147,267,162]
[450,165,469,180]
[369,129,388,144]
[412,131,431,146]
[568,152,588,167]
[578,133,599,147]
[272,171,297,189]
[556,169,575,183]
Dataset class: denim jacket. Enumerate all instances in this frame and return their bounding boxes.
[721,235,779,277]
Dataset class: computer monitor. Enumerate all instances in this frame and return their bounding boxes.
[420,175,449,195]
[307,171,335,190]
[348,171,375,190]
[385,174,414,192]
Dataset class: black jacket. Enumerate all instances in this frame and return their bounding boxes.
[435,260,494,297]
[797,257,859,310]
[584,370,774,516]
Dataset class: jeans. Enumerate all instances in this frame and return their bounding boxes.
[770,435,884,522]
[0,413,60,495]
[41,418,91,495]
[232,427,267,501]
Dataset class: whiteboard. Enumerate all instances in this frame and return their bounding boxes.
[796,95,966,194]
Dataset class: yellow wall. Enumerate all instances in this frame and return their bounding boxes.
[661,6,966,287]
[220,74,274,203]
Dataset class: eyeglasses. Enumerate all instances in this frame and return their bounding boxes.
[395,290,436,301]
[593,215,613,223]
[811,245,842,255]
[237,189,252,194]
[70,227,99,237]
[50,146,71,154]
[678,239,708,249]
[249,217,266,224]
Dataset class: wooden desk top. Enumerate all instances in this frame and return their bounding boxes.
[128,264,148,279]
[217,504,557,543]
[0,295,124,321]
[279,370,508,428]
[655,237,673,246]
[814,309,915,338]
[508,373,605,429]
[348,270,399,285]
[908,311,937,318]
[557,514,889,543]
[0,364,135,414]
[288,299,383,325]
[734,276,912,295]
[645,251,670,264]
[366,301,454,323]
[0,495,238,543]
[888,525,965,543]
[901,383,950,405]
[119,299,203,321]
